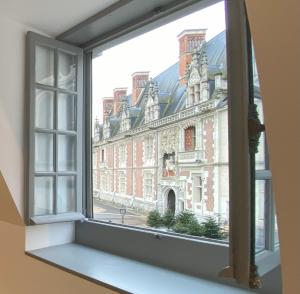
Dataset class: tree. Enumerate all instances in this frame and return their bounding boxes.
[147,210,163,228]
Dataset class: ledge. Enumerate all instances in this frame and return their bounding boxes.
[27,243,255,294]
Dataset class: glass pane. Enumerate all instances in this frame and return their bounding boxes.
[92,2,229,240]
[35,45,54,86]
[58,135,76,171]
[57,176,76,213]
[57,93,76,130]
[34,176,54,216]
[58,51,77,91]
[256,180,266,251]
[35,133,54,172]
[35,89,54,129]
[275,214,279,244]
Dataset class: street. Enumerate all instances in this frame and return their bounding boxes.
[93,198,148,227]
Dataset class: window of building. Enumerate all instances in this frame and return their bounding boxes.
[119,171,126,194]
[119,144,126,164]
[184,126,196,151]
[193,175,203,204]
[144,172,153,200]
[145,135,154,160]
[101,149,105,162]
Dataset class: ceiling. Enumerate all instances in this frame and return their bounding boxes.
[0,0,118,36]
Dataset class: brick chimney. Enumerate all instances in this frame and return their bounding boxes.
[102,97,114,120]
[113,88,127,115]
[132,71,149,106]
[177,29,207,85]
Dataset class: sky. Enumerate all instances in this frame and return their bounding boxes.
[92,1,225,123]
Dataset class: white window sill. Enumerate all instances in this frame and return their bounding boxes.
[26,243,255,294]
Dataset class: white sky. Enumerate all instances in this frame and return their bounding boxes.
[92,1,225,123]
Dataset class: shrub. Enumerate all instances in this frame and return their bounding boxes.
[147,210,163,228]
[201,216,225,239]
[175,211,198,226]
[162,210,176,228]
[172,211,204,237]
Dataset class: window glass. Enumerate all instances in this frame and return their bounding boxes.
[92,2,229,240]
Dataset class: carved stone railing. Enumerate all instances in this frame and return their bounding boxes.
[178,150,204,163]
[94,99,220,145]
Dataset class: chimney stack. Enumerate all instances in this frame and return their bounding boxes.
[132,71,149,106]
[177,29,207,85]
[102,97,114,120]
[113,88,127,115]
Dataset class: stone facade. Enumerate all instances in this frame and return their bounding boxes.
[92,30,260,222]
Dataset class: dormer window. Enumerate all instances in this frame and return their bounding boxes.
[145,79,160,124]
[186,47,209,106]
[119,97,131,132]
[103,117,110,139]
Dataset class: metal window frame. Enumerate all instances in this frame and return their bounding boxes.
[26,32,85,225]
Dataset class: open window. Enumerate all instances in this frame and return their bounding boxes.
[26,0,279,289]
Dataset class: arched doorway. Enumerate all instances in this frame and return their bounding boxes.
[167,189,176,213]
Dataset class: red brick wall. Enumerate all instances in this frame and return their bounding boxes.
[132,73,149,106]
[204,118,214,162]
[113,88,127,115]
[126,168,132,195]
[135,169,143,198]
[103,98,113,119]
[178,33,206,83]
[204,166,214,211]
[107,145,114,169]
[203,117,214,211]
[135,138,143,168]
[126,142,132,167]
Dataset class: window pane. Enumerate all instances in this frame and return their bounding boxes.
[58,135,76,171]
[58,51,77,91]
[92,2,228,240]
[35,133,54,172]
[35,45,54,86]
[34,176,54,215]
[35,89,54,129]
[57,176,76,213]
[256,180,266,251]
[57,93,76,131]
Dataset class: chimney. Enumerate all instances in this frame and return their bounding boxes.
[132,71,149,106]
[177,29,207,85]
[113,88,127,115]
[102,97,114,120]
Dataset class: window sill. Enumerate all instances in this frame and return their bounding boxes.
[26,243,254,294]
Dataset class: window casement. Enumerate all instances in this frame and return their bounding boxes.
[26,32,84,224]
[25,0,279,289]
[193,175,203,203]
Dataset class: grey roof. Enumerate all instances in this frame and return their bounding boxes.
[102,31,229,137]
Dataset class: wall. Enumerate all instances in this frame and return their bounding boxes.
[246,0,299,293]
[0,16,115,294]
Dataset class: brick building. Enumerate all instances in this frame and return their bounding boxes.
[93,30,262,222]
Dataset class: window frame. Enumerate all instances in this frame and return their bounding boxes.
[26,32,85,225]
[25,0,280,285]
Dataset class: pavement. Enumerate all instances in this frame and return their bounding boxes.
[93,198,148,227]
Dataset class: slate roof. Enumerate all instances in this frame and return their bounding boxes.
[100,30,259,138]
